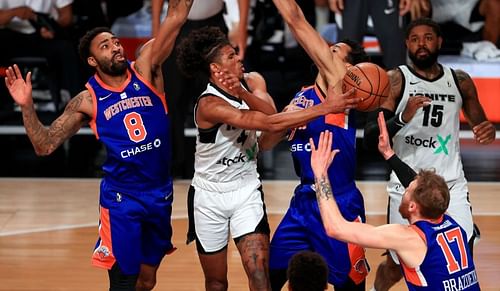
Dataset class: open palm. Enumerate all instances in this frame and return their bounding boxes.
[310,131,339,178]
[4,64,33,107]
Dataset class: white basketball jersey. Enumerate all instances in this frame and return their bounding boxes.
[389,65,467,192]
[192,83,259,186]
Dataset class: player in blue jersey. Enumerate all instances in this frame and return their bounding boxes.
[310,113,480,291]
[266,0,370,290]
[175,26,359,291]
[4,1,193,290]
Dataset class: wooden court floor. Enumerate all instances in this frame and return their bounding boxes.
[1,178,499,291]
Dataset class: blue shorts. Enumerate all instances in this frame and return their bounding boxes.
[92,179,175,275]
[270,184,369,286]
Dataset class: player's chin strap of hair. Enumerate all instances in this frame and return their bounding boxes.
[363,108,406,150]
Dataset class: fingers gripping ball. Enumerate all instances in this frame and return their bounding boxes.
[343,62,390,112]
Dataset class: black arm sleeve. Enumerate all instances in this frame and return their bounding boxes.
[363,108,405,151]
[386,154,417,188]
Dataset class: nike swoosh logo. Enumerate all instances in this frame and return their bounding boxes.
[409,81,421,85]
[384,8,395,14]
[99,93,112,101]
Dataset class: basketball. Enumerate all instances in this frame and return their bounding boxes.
[343,62,390,112]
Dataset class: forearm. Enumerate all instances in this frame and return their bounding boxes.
[272,0,339,86]
[258,130,287,151]
[151,0,192,65]
[386,154,416,188]
[265,103,328,132]
[21,105,61,156]
[151,0,164,37]
[0,9,18,25]
[240,90,276,115]
[314,173,346,236]
[363,108,403,150]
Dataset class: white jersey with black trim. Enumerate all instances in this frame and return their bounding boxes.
[389,64,467,192]
[192,82,259,188]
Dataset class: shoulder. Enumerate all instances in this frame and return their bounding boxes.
[244,72,266,90]
[65,90,93,117]
[452,68,473,83]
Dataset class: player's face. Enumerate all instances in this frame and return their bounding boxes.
[89,32,127,76]
[330,43,351,63]
[215,45,244,79]
[399,179,418,219]
[406,25,442,70]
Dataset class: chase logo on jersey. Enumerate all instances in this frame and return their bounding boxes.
[405,134,452,155]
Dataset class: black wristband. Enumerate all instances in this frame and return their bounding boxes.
[386,154,417,188]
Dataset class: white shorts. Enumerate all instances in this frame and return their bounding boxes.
[190,176,266,253]
[388,178,473,263]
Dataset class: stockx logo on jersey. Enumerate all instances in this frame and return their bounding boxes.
[405,134,452,155]
[216,143,258,167]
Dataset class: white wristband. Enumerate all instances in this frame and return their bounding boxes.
[397,112,407,126]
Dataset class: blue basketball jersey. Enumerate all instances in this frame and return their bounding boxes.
[289,84,357,191]
[86,63,172,192]
[401,214,480,290]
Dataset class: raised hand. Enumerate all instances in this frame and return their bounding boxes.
[325,86,359,114]
[377,111,395,160]
[216,69,244,97]
[310,130,339,178]
[4,64,33,108]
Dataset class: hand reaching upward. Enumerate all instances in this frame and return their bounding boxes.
[5,64,33,108]
[310,130,339,178]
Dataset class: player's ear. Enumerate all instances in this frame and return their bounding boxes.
[209,63,220,75]
[87,56,97,68]
[437,36,443,50]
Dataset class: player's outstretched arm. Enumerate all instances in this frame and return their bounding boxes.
[311,131,417,252]
[197,88,357,133]
[272,0,345,90]
[456,69,496,145]
[5,65,90,156]
[136,0,193,90]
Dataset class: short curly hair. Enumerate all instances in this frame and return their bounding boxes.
[287,251,328,291]
[78,27,114,66]
[176,26,231,78]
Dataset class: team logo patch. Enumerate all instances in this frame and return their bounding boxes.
[133,82,140,91]
[354,258,369,275]
[94,246,111,260]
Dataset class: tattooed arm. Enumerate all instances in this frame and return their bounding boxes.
[456,69,496,144]
[310,131,421,254]
[5,64,91,156]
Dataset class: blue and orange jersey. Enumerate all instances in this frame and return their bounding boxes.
[86,62,172,192]
[288,84,357,191]
[401,214,480,290]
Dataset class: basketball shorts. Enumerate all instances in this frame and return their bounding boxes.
[92,179,175,275]
[270,184,369,287]
[186,175,269,253]
[388,178,473,263]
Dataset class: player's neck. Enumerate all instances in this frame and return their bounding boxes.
[410,63,442,80]
[96,70,130,89]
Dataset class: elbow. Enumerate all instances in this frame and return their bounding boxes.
[34,145,56,156]
[323,222,343,239]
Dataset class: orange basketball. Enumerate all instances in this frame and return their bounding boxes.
[343,62,390,112]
